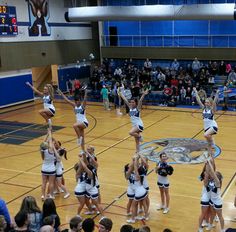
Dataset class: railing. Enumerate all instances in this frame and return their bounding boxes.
[101,34,236,48]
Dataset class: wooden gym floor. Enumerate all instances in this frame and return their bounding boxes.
[0,100,235,231]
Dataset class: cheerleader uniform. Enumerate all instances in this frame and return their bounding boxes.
[74,172,87,197]
[129,108,144,131]
[85,167,99,200]
[74,105,89,127]
[139,165,149,191]
[202,107,218,133]
[200,185,210,207]
[157,162,169,188]
[43,95,55,115]
[41,149,56,176]
[126,171,136,200]
[133,172,148,201]
[86,154,100,189]
[55,159,63,178]
[208,180,222,209]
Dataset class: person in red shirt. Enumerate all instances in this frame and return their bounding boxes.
[74,79,81,96]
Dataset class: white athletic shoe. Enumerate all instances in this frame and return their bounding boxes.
[206,224,213,231]
[135,216,144,220]
[163,208,169,214]
[126,218,136,224]
[214,215,219,222]
[198,227,203,232]
[156,204,164,210]
[201,220,208,227]
[41,195,45,201]
[48,194,55,200]
[63,192,70,199]
[127,212,132,216]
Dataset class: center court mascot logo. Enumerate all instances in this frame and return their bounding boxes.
[139,138,221,164]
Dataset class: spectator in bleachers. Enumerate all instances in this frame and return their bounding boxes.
[42,216,55,229]
[101,85,110,111]
[19,196,42,232]
[82,218,95,232]
[0,198,11,229]
[161,85,173,106]
[114,67,122,79]
[222,81,230,111]
[208,75,215,87]
[226,63,232,75]
[67,216,82,232]
[139,226,151,232]
[185,87,192,105]
[218,61,226,76]
[0,215,7,232]
[228,69,236,85]
[198,87,207,103]
[120,225,136,232]
[144,58,152,72]
[42,199,60,232]
[11,211,29,232]
[98,218,113,232]
[179,86,186,104]
[211,61,218,76]
[39,225,54,232]
[192,57,201,75]
[170,58,179,71]
[109,59,116,74]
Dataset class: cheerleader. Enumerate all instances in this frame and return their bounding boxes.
[80,158,104,217]
[40,129,56,200]
[138,156,150,214]
[57,89,88,152]
[198,156,224,232]
[155,153,174,214]
[193,87,219,152]
[126,155,148,224]
[26,82,55,128]
[74,162,88,216]
[119,90,149,152]
[53,140,70,199]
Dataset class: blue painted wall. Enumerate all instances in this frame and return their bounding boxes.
[0,74,34,108]
[103,0,236,47]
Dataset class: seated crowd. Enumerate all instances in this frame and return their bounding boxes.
[0,196,176,232]
[89,58,236,108]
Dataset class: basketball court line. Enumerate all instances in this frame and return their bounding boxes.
[4,114,171,206]
[91,110,227,220]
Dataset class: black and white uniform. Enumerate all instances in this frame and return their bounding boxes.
[85,167,99,200]
[202,107,218,133]
[74,105,88,127]
[201,180,222,209]
[157,161,169,188]
[129,108,144,132]
[74,172,87,197]
[41,149,56,176]
[126,170,147,201]
[43,95,55,115]
[86,154,99,189]
[139,165,149,191]
[55,159,64,178]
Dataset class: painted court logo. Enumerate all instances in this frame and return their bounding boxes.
[139,138,221,164]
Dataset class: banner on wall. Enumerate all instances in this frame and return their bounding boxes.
[27,0,50,36]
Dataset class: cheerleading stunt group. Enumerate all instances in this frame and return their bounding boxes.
[26,81,226,231]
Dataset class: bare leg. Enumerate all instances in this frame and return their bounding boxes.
[77,196,86,215]
[48,176,55,196]
[159,187,165,207]
[164,188,170,208]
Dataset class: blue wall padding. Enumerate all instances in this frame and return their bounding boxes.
[0,74,34,107]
